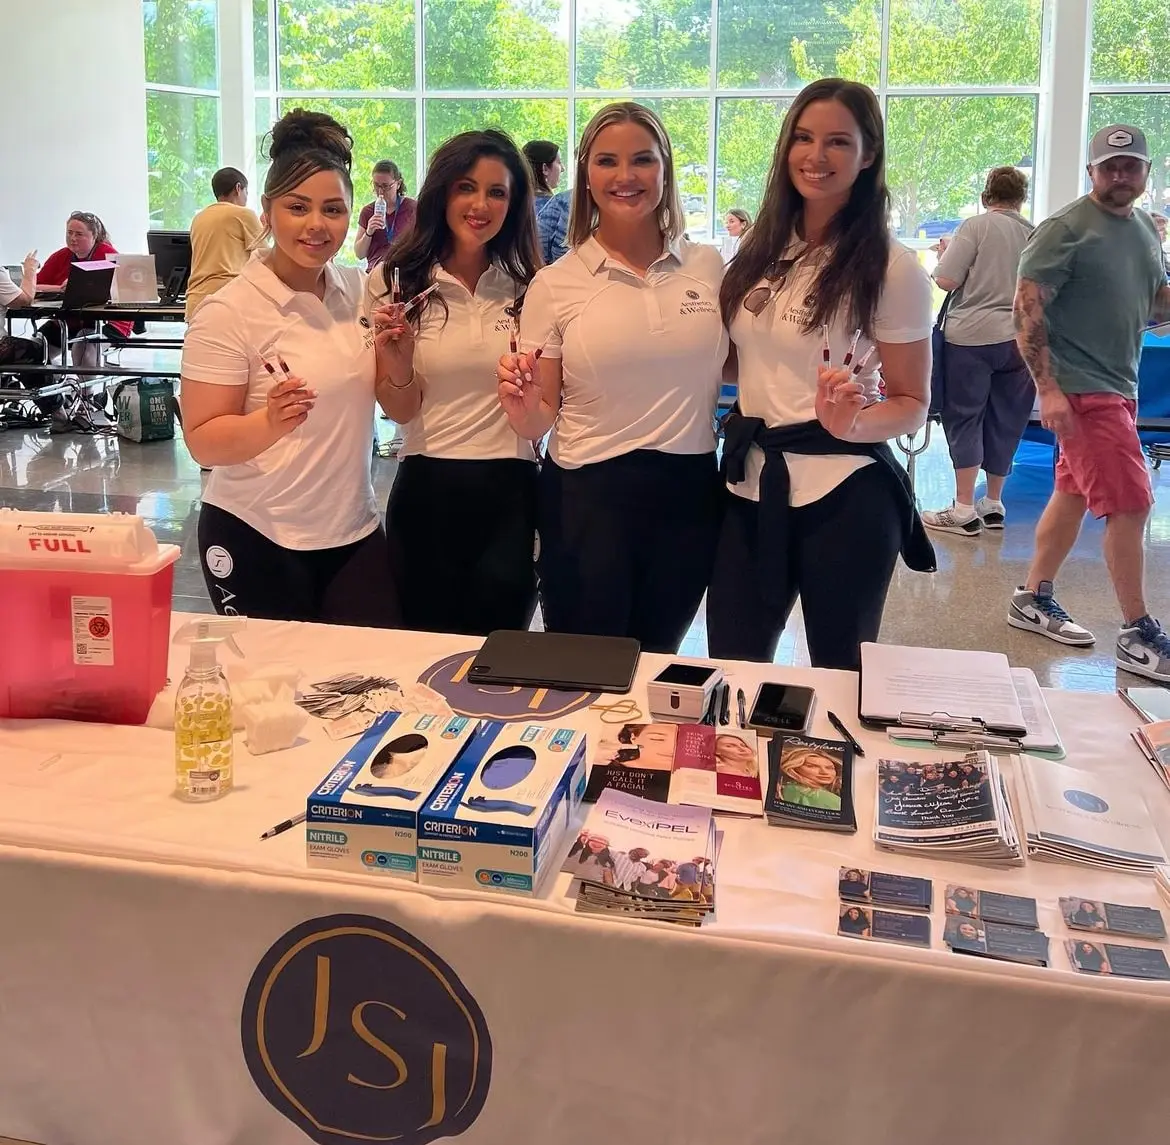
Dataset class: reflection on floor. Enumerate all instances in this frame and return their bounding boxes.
[3,421,1168,695]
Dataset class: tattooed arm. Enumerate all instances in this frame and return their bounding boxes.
[1014,276,1075,437]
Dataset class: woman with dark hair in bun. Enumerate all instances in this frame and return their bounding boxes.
[179,108,401,627]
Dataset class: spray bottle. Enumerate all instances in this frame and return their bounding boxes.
[172,617,247,802]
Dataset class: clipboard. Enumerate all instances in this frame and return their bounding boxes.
[858,645,1064,755]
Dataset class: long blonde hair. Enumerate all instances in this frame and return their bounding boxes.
[568,101,685,248]
[779,746,842,795]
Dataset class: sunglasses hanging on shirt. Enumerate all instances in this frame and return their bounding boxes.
[742,256,801,316]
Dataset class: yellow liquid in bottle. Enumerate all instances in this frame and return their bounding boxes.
[174,674,233,802]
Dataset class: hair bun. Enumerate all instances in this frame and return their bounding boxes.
[269,108,354,169]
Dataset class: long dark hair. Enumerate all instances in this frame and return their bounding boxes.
[260,108,354,244]
[378,129,542,326]
[522,140,559,195]
[721,78,890,338]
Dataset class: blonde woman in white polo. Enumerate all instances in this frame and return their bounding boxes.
[180,109,400,627]
[497,102,728,653]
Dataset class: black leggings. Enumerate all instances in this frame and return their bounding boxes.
[197,503,400,627]
[386,455,538,636]
[538,450,721,654]
[705,463,904,670]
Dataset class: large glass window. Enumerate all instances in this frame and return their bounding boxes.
[223,1,1050,244]
[1090,1,1170,216]
[887,96,1038,240]
[143,0,221,228]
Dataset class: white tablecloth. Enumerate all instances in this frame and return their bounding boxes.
[1,616,1168,1145]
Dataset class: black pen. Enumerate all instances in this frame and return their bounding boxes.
[737,688,747,728]
[260,810,306,840]
[701,684,719,726]
[718,682,731,725]
[826,710,865,758]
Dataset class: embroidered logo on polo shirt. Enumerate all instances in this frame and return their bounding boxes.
[679,288,716,316]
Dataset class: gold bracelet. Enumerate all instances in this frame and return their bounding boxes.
[384,368,415,390]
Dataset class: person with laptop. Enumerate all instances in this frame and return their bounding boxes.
[36,211,132,368]
[185,166,264,320]
[179,108,400,628]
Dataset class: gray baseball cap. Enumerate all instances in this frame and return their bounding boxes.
[1088,124,1150,166]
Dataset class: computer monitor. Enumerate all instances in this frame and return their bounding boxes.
[146,230,192,304]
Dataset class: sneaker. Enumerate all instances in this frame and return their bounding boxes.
[1008,581,1096,645]
[1117,616,1170,682]
[922,502,982,536]
[975,496,1006,529]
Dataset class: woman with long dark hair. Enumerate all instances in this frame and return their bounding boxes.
[708,78,935,670]
[498,102,727,654]
[180,108,400,627]
[370,129,542,635]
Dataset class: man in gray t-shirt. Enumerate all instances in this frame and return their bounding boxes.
[1009,123,1170,681]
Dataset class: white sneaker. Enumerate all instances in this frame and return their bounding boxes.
[975,496,1006,529]
[921,502,982,536]
[1007,581,1096,645]
[1117,616,1170,682]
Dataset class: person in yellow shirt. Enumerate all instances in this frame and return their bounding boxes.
[185,167,264,320]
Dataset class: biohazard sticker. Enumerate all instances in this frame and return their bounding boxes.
[72,596,114,666]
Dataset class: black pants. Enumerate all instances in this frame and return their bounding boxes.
[706,463,903,670]
[386,455,538,636]
[197,502,400,628]
[539,450,721,654]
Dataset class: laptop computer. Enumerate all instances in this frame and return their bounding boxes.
[59,260,116,309]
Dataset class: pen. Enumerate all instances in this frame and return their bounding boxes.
[827,710,866,758]
[821,323,832,366]
[701,685,719,726]
[737,688,747,728]
[842,328,861,367]
[718,682,730,725]
[260,810,306,840]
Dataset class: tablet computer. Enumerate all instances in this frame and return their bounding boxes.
[467,630,640,695]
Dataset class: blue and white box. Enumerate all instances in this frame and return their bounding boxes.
[417,720,588,897]
[306,711,478,880]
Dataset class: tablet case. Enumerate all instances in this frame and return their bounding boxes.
[467,630,640,695]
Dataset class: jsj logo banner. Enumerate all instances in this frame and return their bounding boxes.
[241,914,492,1144]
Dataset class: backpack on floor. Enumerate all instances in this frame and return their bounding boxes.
[113,376,175,442]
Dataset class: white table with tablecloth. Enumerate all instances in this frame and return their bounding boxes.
[1,616,1168,1145]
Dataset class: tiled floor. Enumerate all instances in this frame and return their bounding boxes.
[4,381,1170,694]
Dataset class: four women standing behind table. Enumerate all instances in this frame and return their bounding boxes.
[499,102,728,654]
[371,130,542,636]
[207,83,932,667]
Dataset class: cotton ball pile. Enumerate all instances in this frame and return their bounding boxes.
[241,682,309,756]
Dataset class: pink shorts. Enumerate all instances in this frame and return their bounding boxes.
[1054,392,1152,518]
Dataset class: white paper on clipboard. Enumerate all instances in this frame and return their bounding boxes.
[859,643,1026,733]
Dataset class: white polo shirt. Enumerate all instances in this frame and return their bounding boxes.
[182,256,380,550]
[367,261,535,462]
[520,235,728,469]
[729,240,932,506]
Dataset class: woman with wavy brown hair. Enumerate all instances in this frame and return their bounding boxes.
[709,78,935,670]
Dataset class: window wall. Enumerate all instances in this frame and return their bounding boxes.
[144,0,222,228]
[240,0,1043,244]
[1088,0,1170,215]
[144,1,1169,243]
